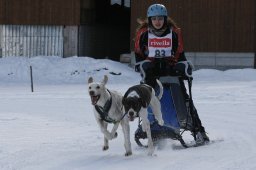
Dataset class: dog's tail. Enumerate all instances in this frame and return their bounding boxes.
[156,79,163,100]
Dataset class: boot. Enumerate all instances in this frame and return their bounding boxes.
[195,131,209,145]
[201,131,210,142]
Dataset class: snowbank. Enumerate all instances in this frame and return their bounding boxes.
[0,56,140,85]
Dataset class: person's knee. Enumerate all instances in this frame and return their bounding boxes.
[141,61,154,71]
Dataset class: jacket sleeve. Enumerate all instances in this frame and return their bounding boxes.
[134,27,148,63]
[172,28,187,63]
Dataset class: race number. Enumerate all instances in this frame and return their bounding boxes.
[148,29,173,58]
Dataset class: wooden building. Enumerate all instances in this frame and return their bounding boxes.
[0,0,80,57]
[0,0,255,68]
[131,0,256,69]
[0,0,130,60]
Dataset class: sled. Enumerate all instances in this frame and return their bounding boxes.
[135,62,196,148]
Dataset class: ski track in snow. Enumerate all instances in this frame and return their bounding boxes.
[0,80,256,170]
[0,56,256,170]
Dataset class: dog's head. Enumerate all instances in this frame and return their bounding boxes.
[88,75,108,105]
[122,96,142,121]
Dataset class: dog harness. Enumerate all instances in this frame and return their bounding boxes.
[95,90,126,124]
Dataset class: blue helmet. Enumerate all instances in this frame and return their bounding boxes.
[147,4,168,17]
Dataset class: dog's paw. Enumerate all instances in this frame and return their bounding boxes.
[148,153,157,157]
[102,145,109,151]
[147,152,154,156]
[158,119,164,126]
[147,149,154,156]
[107,132,118,140]
[113,132,118,138]
[125,151,132,156]
[142,124,147,132]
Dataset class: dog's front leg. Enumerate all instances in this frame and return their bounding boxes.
[110,122,119,139]
[150,98,164,126]
[97,119,112,150]
[103,136,109,151]
[99,121,109,150]
[98,121,118,151]
[121,118,132,156]
[140,108,155,156]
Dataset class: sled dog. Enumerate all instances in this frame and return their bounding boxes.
[88,75,132,156]
[122,80,164,155]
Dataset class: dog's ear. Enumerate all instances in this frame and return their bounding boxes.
[102,75,108,85]
[88,77,93,84]
[122,97,126,105]
[139,98,147,108]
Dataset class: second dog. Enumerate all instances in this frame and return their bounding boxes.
[122,80,164,155]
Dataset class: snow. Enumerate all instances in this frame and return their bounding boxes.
[0,56,256,170]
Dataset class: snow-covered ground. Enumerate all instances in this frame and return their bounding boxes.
[0,56,256,170]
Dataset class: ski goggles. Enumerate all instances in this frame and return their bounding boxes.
[151,16,165,21]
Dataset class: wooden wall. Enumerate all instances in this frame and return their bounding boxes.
[0,0,131,59]
[131,0,255,52]
[0,25,63,57]
[0,0,80,25]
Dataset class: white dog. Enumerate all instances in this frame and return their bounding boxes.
[122,80,164,155]
[88,75,132,156]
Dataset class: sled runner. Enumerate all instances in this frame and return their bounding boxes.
[135,61,198,148]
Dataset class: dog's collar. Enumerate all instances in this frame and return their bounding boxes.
[95,90,116,123]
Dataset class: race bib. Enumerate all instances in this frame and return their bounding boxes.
[148,29,172,58]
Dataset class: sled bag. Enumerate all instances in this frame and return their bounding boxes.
[148,76,193,129]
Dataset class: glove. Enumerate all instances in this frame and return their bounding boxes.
[173,61,193,78]
[169,56,178,66]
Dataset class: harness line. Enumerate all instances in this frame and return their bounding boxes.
[95,90,127,124]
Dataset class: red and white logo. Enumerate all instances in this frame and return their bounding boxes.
[149,38,172,48]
